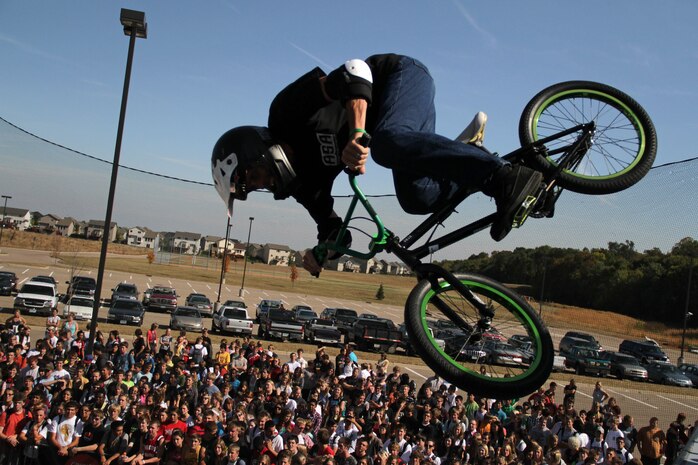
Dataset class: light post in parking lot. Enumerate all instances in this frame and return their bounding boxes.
[0,195,11,244]
[216,215,232,309]
[679,262,694,365]
[239,217,254,297]
[87,9,147,357]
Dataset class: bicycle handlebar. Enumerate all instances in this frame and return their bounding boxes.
[310,133,388,277]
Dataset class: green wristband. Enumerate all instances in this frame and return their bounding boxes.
[351,128,367,135]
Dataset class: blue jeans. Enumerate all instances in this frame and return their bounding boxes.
[371,56,504,214]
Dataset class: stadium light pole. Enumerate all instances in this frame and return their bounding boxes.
[0,195,11,244]
[216,215,232,309]
[239,217,254,297]
[87,9,147,357]
[679,263,694,365]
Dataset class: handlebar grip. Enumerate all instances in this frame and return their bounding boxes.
[357,133,372,148]
[311,246,327,278]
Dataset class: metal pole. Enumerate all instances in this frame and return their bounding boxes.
[679,264,693,365]
[0,195,11,244]
[216,215,231,305]
[239,217,254,297]
[86,30,138,357]
[539,263,546,318]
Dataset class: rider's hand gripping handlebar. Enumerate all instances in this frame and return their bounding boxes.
[310,133,372,278]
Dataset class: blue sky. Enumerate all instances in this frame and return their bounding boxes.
[1,1,697,258]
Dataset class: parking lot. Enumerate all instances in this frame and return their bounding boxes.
[1,247,698,427]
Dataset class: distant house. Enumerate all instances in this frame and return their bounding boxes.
[200,235,222,255]
[0,207,31,231]
[86,220,118,242]
[261,243,292,265]
[56,217,77,237]
[38,214,62,232]
[213,239,246,259]
[173,231,201,255]
[127,227,160,249]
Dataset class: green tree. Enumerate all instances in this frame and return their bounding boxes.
[376,283,385,300]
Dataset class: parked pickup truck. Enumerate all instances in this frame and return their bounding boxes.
[564,347,611,376]
[348,317,403,354]
[258,308,304,342]
[304,318,342,345]
[146,286,178,313]
[398,323,446,356]
[212,303,253,336]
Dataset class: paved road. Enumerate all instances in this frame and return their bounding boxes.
[1,247,697,429]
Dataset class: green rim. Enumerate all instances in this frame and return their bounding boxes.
[419,280,543,383]
[532,89,646,180]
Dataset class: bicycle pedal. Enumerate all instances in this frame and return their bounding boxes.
[512,194,539,228]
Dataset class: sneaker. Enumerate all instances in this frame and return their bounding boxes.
[486,165,543,241]
[456,111,487,147]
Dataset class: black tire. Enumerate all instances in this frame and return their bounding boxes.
[404,273,553,399]
[519,81,657,194]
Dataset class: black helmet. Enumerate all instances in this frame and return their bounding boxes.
[211,126,297,214]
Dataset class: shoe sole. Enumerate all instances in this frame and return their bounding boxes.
[491,172,543,241]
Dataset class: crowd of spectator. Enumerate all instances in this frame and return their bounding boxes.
[0,308,695,465]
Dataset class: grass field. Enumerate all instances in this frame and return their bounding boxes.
[3,232,696,352]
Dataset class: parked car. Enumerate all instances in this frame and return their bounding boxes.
[0,271,18,294]
[563,331,602,350]
[304,318,342,345]
[256,299,284,323]
[222,299,247,309]
[65,276,96,298]
[258,308,304,341]
[31,275,57,286]
[0,276,13,296]
[441,333,487,361]
[111,282,139,302]
[510,334,533,346]
[564,346,611,376]
[619,339,670,364]
[678,363,698,387]
[170,306,204,332]
[14,280,59,316]
[483,341,527,366]
[602,351,648,381]
[146,286,178,312]
[645,362,693,387]
[142,288,154,306]
[320,307,358,335]
[107,298,145,326]
[292,305,318,323]
[398,323,446,356]
[348,317,404,353]
[559,335,601,355]
[185,293,213,317]
[63,295,94,321]
[212,304,253,336]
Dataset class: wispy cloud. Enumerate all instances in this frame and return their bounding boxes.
[288,42,332,69]
[0,33,70,64]
[451,0,498,48]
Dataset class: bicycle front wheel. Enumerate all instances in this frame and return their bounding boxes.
[519,81,657,194]
[405,273,553,399]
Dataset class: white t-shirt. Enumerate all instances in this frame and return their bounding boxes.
[48,415,82,447]
[21,418,53,445]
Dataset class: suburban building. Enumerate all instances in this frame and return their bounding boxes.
[38,214,62,232]
[261,243,293,265]
[0,207,31,231]
[127,227,160,249]
[56,217,78,237]
[173,231,201,255]
[86,220,118,242]
[200,235,222,255]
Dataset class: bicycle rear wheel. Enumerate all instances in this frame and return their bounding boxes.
[519,81,656,195]
[404,273,553,399]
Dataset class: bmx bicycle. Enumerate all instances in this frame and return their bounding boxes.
[312,81,657,399]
